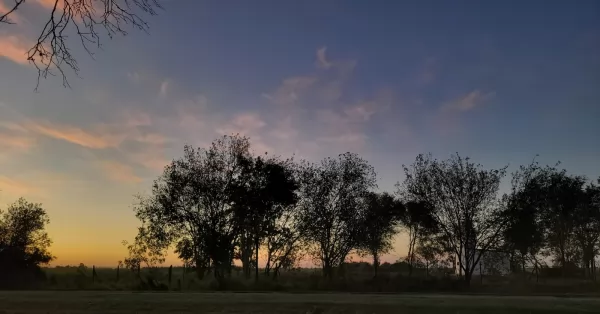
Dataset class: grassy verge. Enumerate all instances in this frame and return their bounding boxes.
[0,291,599,313]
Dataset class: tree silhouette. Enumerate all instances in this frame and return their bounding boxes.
[0,198,53,288]
[400,200,437,276]
[502,160,548,274]
[535,167,587,275]
[356,192,404,277]
[231,154,298,281]
[401,153,507,286]
[133,135,251,281]
[297,153,377,279]
[0,0,162,89]
[573,182,600,279]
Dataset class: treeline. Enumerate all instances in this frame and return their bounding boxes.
[124,135,600,287]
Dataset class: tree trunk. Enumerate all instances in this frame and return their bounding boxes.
[195,255,205,280]
[240,233,252,279]
[464,271,472,288]
[373,252,379,278]
[323,260,333,280]
[255,236,260,283]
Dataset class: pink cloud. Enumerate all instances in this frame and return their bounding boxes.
[159,80,169,98]
[0,132,35,150]
[0,35,31,65]
[21,120,123,149]
[0,175,39,197]
[344,101,378,122]
[34,0,58,9]
[99,161,142,184]
[0,2,22,24]
[442,90,496,112]
[262,76,317,107]
[216,113,266,135]
[270,116,298,140]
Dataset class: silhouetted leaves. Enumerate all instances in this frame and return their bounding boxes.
[0,198,53,288]
[400,153,507,285]
[297,153,377,279]
[356,192,404,277]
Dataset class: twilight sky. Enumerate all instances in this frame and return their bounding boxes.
[0,0,599,267]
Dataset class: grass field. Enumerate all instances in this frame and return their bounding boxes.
[0,291,599,313]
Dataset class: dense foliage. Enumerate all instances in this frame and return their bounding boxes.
[125,136,600,286]
[3,135,599,290]
[0,198,53,288]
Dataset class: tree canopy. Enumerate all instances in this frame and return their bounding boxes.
[0,198,53,288]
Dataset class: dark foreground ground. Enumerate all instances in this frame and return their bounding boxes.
[1,291,599,313]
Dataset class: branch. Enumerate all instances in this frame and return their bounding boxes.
[22,0,162,90]
[0,0,25,24]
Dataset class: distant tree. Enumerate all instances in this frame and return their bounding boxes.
[502,160,546,274]
[415,236,449,277]
[399,200,437,276]
[133,135,251,281]
[231,154,298,281]
[264,192,306,279]
[0,0,162,89]
[536,167,587,275]
[298,153,377,279]
[400,153,507,286]
[356,192,404,277]
[122,226,166,274]
[572,181,600,279]
[0,198,53,288]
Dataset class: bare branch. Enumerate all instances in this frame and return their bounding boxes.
[0,0,26,24]
[3,0,162,90]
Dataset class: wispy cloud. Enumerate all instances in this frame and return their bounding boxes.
[259,47,395,157]
[442,90,496,111]
[0,35,30,65]
[21,120,123,149]
[34,0,59,9]
[262,76,317,107]
[316,46,333,69]
[216,113,266,135]
[0,132,35,150]
[98,161,142,184]
[0,175,39,197]
[159,79,170,98]
[127,71,141,84]
[0,2,23,24]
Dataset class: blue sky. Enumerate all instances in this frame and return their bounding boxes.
[0,0,599,266]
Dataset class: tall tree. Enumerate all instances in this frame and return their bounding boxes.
[537,168,586,274]
[0,0,162,89]
[0,198,53,287]
[400,200,437,276]
[400,153,507,286]
[133,135,251,281]
[263,205,305,278]
[572,181,600,279]
[502,160,546,274]
[232,154,298,281]
[298,153,377,279]
[356,192,404,277]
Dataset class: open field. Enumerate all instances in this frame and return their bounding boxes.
[0,291,599,313]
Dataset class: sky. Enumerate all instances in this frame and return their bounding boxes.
[0,0,599,267]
